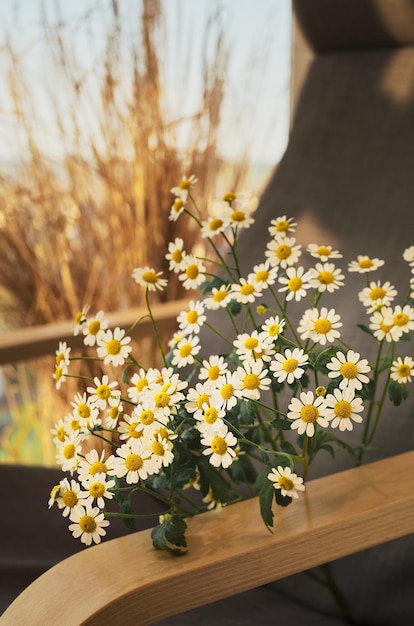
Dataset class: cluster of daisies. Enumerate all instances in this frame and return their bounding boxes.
[50,174,414,546]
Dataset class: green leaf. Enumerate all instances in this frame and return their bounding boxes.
[196,456,231,502]
[238,399,257,425]
[274,488,292,508]
[258,471,275,530]
[388,380,409,406]
[357,323,374,337]
[271,418,292,431]
[197,275,227,295]
[226,300,242,316]
[151,514,188,555]
[227,453,257,484]
[280,439,297,456]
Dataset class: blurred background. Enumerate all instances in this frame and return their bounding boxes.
[0,0,293,465]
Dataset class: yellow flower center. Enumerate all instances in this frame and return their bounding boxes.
[275,244,292,260]
[179,343,192,358]
[179,178,191,189]
[288,277,302,292]
[88,320,101,335]
[56,426,66,442]
[136,377,149,392]
[300,404,319,423]
[172,249,183,263]
[380,320,393,333]
[213,290,228,302]
[316,385,327,397]
[244,337,259,350]
[70,419,80,431]
[109,406,120,420]
[393,312,409,327]
[397,364,411,377]
[207,365,220,380]
[220,383,234,400]
[154,391,170,408]
[186,264,199,279]
[369,287,386,300]
[96,384,111,400]
[275,220,290,232]
[152,441,165,456]
[62,490,78,508]
[282,358,299,373]
[125,453,143,471]
[318,271,334,284]
[223,192,236,202]
[77,403,91,419]
[75,311,84,325]
[186,310,199,324]
[314,318,332,334]
[204,407,219,424]
[359,258,374,269]
[277,476,294,491]
[267,323,280,337]
[240,283,255,296]
[89,482,105,498]
[334,399,352,419]
[154,427,168,440]
[316,246,331,256]
[142,270,158,284]
[173,199,184,212]
[63,443,76,459]
[128,422,141,438]
[140,410,155,426]
[209,218,224,231]
[54,367,63,381]
[340,362,358,379]
[79,515,97,534]
[255,269,269,282]
[106,339,121,355]
[243,373,260,390]
[56,352,65,365]
[231,209,246,222]
[89,461,107,476]
[211,435,228,455]
[196,392,211,409]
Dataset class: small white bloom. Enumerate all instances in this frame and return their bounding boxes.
[287,390,329,437]
[132,266,168,292]
[177,300,206,335]
[171,335,201,367]
[268,466,305,499]
[268,215,297,238]
[96,327,132,366]
[308,262,345,293]
[326,350,371,392]
[306,243,342,261]
[165,237,187,272]
[324,388,364,431]
[298,307,342,345]
[201,423,238,469]
[390,356,414,383]
[270,348,308,384]
[68,504,110,546]
[83,310,109,346]
[265,235,302,269]
[348,255,384,273]
[278,266,312,301]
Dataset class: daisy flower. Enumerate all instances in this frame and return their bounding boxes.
[287,390,329,437]
[73,304,90,336]
[86,375,120,410]
[132,266,168,292]
[201,215,229,238]
[402,245,414,265]
[308,262,345,293]
[48,477,88,517]
[324,388,364,431]
[82,472,116,509]
[265,235,302,269]
[306,243,342,261]
[229,278,263,304]
[77,449,115,484]
[170,174,198,201]
[348,255,384,273]
[201,423,238,469]
[83,310,109,346]
[171,335,201,368]
[127,367,159,403]
[53,363,68,390]
[268,466,305,499]
[179,255,206,290]
[105,397,124,429]
[249,261,279,289]
[70,392,100,429]
[270,347,308,384]
[169,197,186,221]
[198,355,228,385]
[369,307,403,343]
[118,412,147,441]
[111,439,156,484]
[96,327,132,367]
[390,356,414,383]
[358,281,397,312]
[224,197,255,230]
[278,266,312,301]
[326,350,371,392]
[384,304,414,335]
[145,381,186,419]
[55,433,83,473]
[203,284,231,310]
[150,433,175,469]
[68,504,110,546]
[215,371,243,410]
[131,404,160,431]
[268,215,297,238]
[185,381,216,415]
[177,300,206,335]
[260,315,286,341]
[165,237,187,272]
[193,400,226,433]
[235,360,271,400]
[298,307,342,345]
[233,330,275,363]
[55,341,71,367]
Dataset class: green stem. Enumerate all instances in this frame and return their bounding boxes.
[145,287,167,367]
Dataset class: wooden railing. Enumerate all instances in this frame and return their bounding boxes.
[0,299,189,365]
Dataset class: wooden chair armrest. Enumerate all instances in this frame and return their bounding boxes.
[2,450,414,625]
